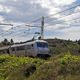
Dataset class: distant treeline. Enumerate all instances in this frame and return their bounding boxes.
[0,38,80,47]
[0,38,14,47]
[46,38,80,46]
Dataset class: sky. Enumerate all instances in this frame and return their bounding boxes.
[0,0,80,42]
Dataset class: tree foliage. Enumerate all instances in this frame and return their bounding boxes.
[2,38,9,45]
[10,39,14,45]
[0,38,14,46]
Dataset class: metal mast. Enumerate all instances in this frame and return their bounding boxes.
[41,16,44,39]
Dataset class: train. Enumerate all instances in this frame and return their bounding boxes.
[0,40,50,57]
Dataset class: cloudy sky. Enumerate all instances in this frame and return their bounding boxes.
[0,0,80,42]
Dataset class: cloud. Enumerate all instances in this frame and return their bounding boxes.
[0,15,4,22]
[0,0,80,42]
[60,27,80,40]
[45,26,80,41]
[54,0,76,5]
[0,0,49,23]
[0,4,11,13]
[75,6,80,12]
[0,0,77,23]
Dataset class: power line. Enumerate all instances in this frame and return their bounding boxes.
[45,11,80,26]
[2,17,80,35]
[1,2,79,29]
[27,2,80,24]
[0,27,30,37]
[44,2,80,19]
[45,10,80,24]
[24,2,80,33]
[45,17,80,27]
[7,25,41,35]
[30,18,41,23]
[0,23,42,37]
[0,2,80,27]
[0,17,80,38]
[0,2,80,39]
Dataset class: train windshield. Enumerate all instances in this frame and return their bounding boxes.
[37,42,48,48]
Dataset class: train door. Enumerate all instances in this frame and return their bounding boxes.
[10,47,16,55]
[15,45,25,56]
[25,44,35,57]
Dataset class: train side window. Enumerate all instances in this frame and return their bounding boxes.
[16,46,25,51]
[7,49,9,54]
[11,47,15,51]
[32,44,33,47]
[27,45,30,49]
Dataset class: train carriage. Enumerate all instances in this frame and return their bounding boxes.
[0,46,10,54]
[0,40,50,57]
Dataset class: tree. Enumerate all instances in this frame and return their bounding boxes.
[10,39,14,45]
[2,38,9,45]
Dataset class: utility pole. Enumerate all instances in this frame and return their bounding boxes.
[41,16,44,39]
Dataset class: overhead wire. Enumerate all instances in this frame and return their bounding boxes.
[44,2,80,18]
[45,10,80,23]
[45,17,80,27]
[27,2,80,24]
[0,2,80,38]
[44,11,80,26]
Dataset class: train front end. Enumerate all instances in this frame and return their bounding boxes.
[35,40,50,57]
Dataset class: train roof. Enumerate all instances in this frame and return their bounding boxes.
[0,40,48,49]
[0,46,10,50]
[11,40,48,47]
[34,40,47,43]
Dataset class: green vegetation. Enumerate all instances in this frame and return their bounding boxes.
[0,54,45,80]
[28,52,80,80]
[0,52,80,80]
[47,39,80,55]
[0,39,80,80]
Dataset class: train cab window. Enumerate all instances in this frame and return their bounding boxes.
[37,42,48,48]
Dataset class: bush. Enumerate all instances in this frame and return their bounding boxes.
[0,55,44,80]
[28,53,80,80]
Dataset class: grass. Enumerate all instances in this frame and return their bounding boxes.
[0,54,45,80]
[0,52,80,80]
[28,52,80,80]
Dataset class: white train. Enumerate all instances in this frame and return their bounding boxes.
[0,40,50,57]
